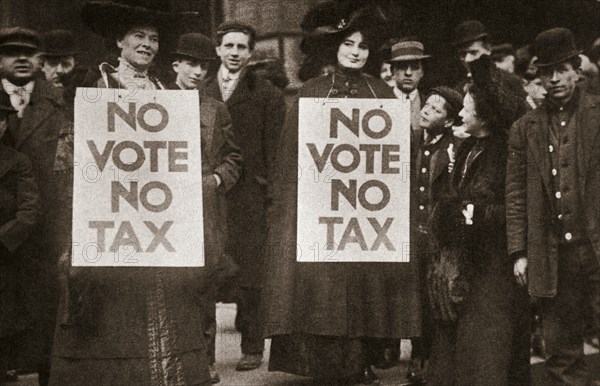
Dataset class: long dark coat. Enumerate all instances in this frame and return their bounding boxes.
[49,77,241,386]
[202,69,286,289]
[0,144,40,338]
[506,90,600,297]
[428,135,525,385]
[0,77,70,370]
[262,70,421,340]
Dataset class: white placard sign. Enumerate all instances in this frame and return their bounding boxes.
[297,98,411,262]
[72,88,204,267]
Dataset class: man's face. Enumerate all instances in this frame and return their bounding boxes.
[41,55,75,88]
[458,40,491,70]
[117,26,159,71]
[216,32,252,73]
[172,58,209,89]
[0,46,39,82]
[420,94,452,132]
[392,60,424,94]
[539,61,580,104]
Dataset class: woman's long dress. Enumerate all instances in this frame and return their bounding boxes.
[262,69,422,380]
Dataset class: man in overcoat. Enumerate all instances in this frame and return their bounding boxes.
[507,27,600,385]
[202,21,286,371]
[169,31,243,384]
[0,27,70,385]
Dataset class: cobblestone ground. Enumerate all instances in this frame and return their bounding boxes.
[8,303,599,385]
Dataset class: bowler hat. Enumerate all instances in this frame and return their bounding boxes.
[452,20,489,47]
[0,27,41,51]
[42,29,78,57]
[172,33,216,61]
[534,27,582,67]
[388,39,430,62]
[81,0,183,38]
[428,86,463,121]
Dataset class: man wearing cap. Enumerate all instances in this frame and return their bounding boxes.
[39,30,78,89]
[507,27,600,385]
[169,32,243,384]
[452,20,492,90]
[389,38,429,136]
[203,21,286,372]
[0,26,70,386]
[491,43,516,74]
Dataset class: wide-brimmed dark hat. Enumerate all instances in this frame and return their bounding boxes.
[172,33,216,61]
[299,1,390,56]
[452,20,490,47]
[534,27,582,67]
[41,29,78,57]
[388,39,430,62]
[0,27,41,51]
[81,0,178,38]
[469,54,528,133]
[428,86,463,121]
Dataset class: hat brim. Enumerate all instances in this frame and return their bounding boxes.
[535,50,582,67]
[0,42,39,51]
[388,54,431,62]
[452,32,490,47]
[82,1,177,38]
[41,50,79,57]
[171,51,217,61]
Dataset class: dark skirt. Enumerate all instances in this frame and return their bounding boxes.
[269,333,391,380]
[49,350,211,386]
[427,266,530,386]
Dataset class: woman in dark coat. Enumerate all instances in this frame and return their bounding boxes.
[0,104,40,385]
[49,2,241,385]
[262,4,421,384]
[426,56,530,385]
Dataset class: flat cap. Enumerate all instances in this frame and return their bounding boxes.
[0,27,41,51]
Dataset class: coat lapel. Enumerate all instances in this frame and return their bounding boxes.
[526,110,554,203]
[204,77,224,103]
[0,145,17,178]
[224,72,250,108]
[430,133,452,185]
[199,97,216,159]
[576,93,600,190]
[11,81,59,149]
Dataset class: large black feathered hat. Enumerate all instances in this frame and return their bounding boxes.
[299,0,391,56]
[82,0,196,39]
[468,55,529,134]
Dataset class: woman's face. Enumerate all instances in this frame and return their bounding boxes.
[459,92,486,137]
[337,31,369,70]
[117,26,159,70]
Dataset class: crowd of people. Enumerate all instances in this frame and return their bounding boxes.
[0,0,599,385]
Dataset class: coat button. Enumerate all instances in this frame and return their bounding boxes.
[549,145,554,153]
[552,168,557,176]
[424,150,430,156]
[560,121,566,127]
[558,214,563,220]
[555,191,561,199]
[421,167,427,173]
[419,205,425,210]
[331,89,339,95]
[419,186,425,192]
[350,89,358,95]
[565,232,572,241]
